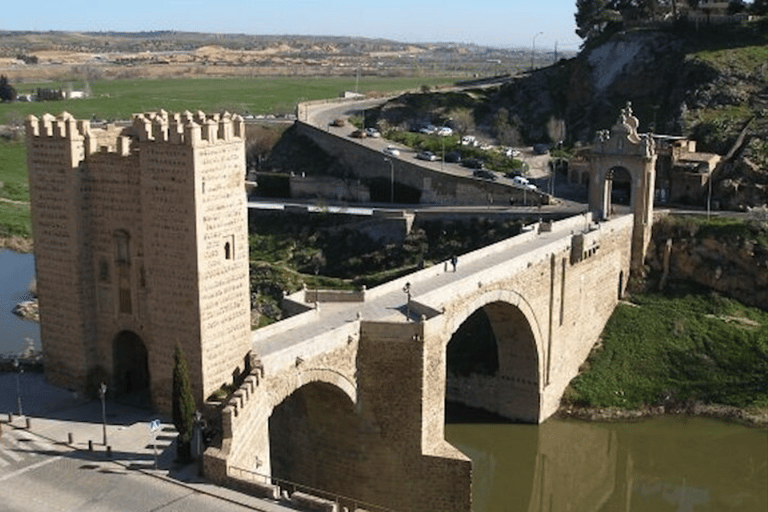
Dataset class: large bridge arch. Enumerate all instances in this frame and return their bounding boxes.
[267,367,357,411]
[268,379,367,506]
[441,288,546,423]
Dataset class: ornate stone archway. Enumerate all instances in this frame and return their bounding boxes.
[588,103,658,273]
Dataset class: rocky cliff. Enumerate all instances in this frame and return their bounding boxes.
[645,213,768,310]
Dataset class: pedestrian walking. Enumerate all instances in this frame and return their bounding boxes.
[450,254,458,272]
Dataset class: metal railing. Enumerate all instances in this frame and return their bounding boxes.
[229,465,400,512]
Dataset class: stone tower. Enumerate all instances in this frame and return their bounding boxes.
[26,111,251,412]
[588,103,657,274]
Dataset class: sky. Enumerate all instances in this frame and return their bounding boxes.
[3,0,583,52]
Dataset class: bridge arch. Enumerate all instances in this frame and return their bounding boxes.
[267,367,357,411]
[442,288,545,423]
[268,379,363,501]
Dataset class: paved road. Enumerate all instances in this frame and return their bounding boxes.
[0,372,299,512]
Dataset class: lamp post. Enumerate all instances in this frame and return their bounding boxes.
[98,382,107,446]
[531,32,543,71]
[384,157,394,203]
[403,282,411,321]
[440,118,452,173]
[13,357,23,417]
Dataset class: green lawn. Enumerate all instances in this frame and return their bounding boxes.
[1,76,460,124]
[567,287,768,410]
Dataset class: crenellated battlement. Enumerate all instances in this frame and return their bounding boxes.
[132,109,245,146]
[26,110,246,157]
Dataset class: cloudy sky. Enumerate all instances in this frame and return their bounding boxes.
[3,0,582,51]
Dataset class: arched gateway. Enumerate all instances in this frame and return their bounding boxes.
[112,330,151,407]
[588,103,657,273]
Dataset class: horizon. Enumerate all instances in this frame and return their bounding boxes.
[1,0,583,52]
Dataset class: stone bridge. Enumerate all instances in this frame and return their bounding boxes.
[25,103,655,511]
[204,211,638,511]
[203,104,657,512]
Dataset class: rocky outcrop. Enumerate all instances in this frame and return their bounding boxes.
[12,299,39,322]
[646,215,768,310]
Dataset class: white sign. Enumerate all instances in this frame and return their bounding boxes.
[148,419,161,432]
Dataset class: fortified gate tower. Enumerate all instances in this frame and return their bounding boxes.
[26,111,251,412]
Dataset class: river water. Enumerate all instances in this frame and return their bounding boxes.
[2,250,766,510]
[445,412,768,512]
[0,249,40,357]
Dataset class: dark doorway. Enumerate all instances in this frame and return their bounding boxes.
[607,166,632,208]
[112,331,151,408]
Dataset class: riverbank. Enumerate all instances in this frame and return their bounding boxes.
[563,284,768,429]
[557,402,768,428]
[0,235,32,253]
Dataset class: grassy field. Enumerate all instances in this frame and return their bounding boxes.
[0,138,31,239]
[0,76,460,124]
[566,286,768,410]
[0,75,460,243]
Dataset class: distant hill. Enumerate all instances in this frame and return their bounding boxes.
[0,30,574,82]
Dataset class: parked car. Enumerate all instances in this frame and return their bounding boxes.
[330,118,345,127]
[436,126,453,137]
[533,143,550,155]
[462,158,483,169]
[473,169,497,181]
[419,125,437,135]
[416,151,438,161]
[350,129,366,138]
[445,151,462,163]
[512,176,530,186]
[383,146,401,157]
[365,128,381,138]
[502,147,521,157]
[460,135,477,146]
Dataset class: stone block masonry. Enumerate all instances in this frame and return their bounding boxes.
[26,110,251,414]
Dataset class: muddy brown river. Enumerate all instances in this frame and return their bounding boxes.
[445,413,767,512]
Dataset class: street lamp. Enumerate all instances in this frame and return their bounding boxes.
[531,32,543,71]
[384,157,394,204]
[403,282,411,321]
[440,118,452,173]
[13,357,23,417]
[98,382,108,446]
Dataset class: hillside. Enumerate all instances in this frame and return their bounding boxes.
[360,19,768,210]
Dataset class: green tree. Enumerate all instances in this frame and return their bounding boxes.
[751,0,768,14]
[172,342,196,460]
[575,0,622,40]
[0,75,16,102]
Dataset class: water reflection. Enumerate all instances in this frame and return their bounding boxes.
[0,249,41,356]
[445,404,767,512]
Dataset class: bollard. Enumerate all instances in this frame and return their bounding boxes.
[67,432,73,445]
[8,412,14,423]
[106,446,112,458]
[25,417,31,429]
[88,439,93,451]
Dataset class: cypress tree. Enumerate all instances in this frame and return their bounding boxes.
[172,341,196,460]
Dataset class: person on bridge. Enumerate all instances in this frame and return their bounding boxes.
[450,254,458,272]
